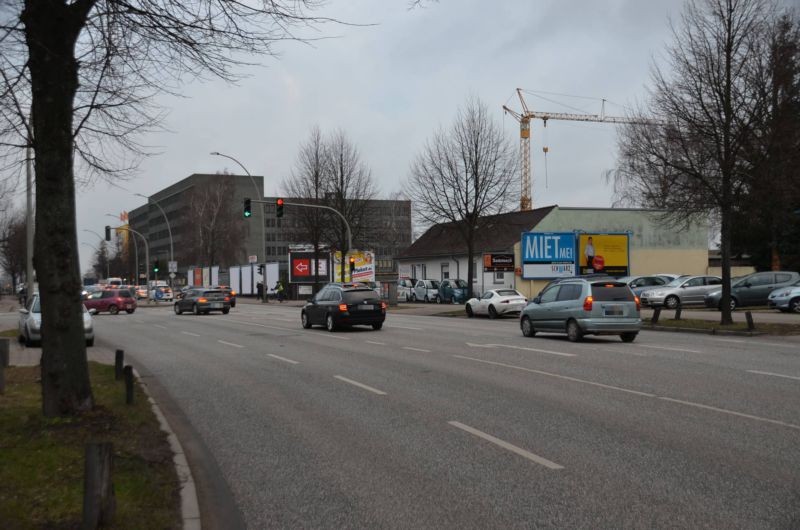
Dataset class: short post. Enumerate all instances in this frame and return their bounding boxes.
[123,365,134,405]
[82,442,116,528]
[651,308,661,325]
[0,361,5,395]
[674,307,682,320]
[114,350,124,381]
[745,311,755,331]
[0,337,9,367]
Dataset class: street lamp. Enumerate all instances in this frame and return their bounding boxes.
[134,193,173,285]
[210,151,267,270]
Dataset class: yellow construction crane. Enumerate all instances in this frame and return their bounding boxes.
[503,88,653,211]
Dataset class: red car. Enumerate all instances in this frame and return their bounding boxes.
[84,288,137,314]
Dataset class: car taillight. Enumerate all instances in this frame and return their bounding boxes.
[198,297,208,303]
[380,302,387,310]
[338,303,348,312]
[224,296,230,302]
[583,296,593,311]
[231,291,236,296]
[635,296,641,311]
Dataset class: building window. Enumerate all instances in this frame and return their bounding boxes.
[494,272,505,284]
[472,261,477,280]
[441,263,449,279]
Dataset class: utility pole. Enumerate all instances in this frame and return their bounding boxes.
[25,121,34,301]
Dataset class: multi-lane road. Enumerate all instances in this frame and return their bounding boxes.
[92,301,800,529]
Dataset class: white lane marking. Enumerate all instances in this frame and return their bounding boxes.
[403,347,430,353]
[637,344,702,354]
[448,421,563,470]
[453,355,655,397]
[326,335,350,341]
[391,325,424,331]
[218,340,244,348]
[267,354,299,364]
[747,370,800,382]
[365,340,386,345]
[333,375,387,395]
[154,324,167,330]
[453,355,800,430]
[181,331,200,337]
[226,319,296,332]
[658,397,800,431]
[715,338,747,344]
[466,342,576,357]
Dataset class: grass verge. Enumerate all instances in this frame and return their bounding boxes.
[0,362,181,529]
[645,318,800,335]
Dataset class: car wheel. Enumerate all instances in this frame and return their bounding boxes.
[790,298,800,314]
[301,311,312,329]
[424,295,429,303]
[488,305,498,319]
[664,296,679,310]
[174,303,182,315]
[436,295,442,304]
[231,300,236,308]
[125,308,135,314]
[23,331,33,347]
[411,293,417,303]
[86,338,95,347]
[372,322,383,330]
[521,317,536,337]
[108,304,119,315]
[729,298,737,311]
[567,320,584,342]
[620,332,638,343]
[326,313,336,332]
[222,308,230,315]
[465,304,474,318]
[193,303,200,315]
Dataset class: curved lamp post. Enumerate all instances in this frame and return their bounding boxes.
[135,193,174,286]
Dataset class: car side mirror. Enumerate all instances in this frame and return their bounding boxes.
[533,296,541,304]
[88,308,98,315]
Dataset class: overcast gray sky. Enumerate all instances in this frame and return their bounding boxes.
[67,0,682,274]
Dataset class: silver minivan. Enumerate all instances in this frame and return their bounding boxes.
[520,279,642,342]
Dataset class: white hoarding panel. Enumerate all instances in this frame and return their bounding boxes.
[241,265,253,295]
[211,266,219,286]
[230,266,241,294]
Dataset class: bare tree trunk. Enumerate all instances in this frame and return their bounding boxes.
[719,203,733,325]
[24,0,94,416]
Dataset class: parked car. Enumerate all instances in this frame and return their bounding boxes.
[360,281,382,298]
[174,288,231,315]
[465,289,527,319]
[213,285,237,307]
[617,275,670,297]
[412,279,440,303]
[704,271,800,310]
[301,283,386,331]
[397,278,417,302]
[767,279,800,313]
[19,294,94,347]
[520,279,641,342]
[83,288,138,314]
[437,279,470,304]
[639,275,722,309]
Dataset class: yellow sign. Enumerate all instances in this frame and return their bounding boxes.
[332,250,375,282]
[578,234,629,276]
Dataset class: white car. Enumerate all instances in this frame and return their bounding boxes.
[397,278,416,302]
[19,294,95,347]
[413,279,440,303]
[466,289,527,319]
[149,281,174,301]
[767,280,800,313]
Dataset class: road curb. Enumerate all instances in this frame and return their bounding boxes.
[132,368,201,530]
[644,324,764,336]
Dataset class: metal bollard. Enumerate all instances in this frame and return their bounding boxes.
[123,365,134,405]
[745,311,755,331]
[674,307,682,320]
[651,308,661,325]
[114,350,124,381]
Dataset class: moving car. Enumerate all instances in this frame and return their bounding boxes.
[520,279,641,342]
[438,278,469,304]
[301,283,386,331]
[465,289,527,319]
[640,275,721,309]
[19,294,94,347]
[149,280,174,301]
[397,278,417,302]
[213,285,237,307]
[767,279,800,313]
[83,288,137,314]
[412,279,440,303]
[174,288,231,315]
[704,271,800,310]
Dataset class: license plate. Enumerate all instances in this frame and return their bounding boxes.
[211,302,222,309]
[604,305,623,316]
[125,304,132,309]
[359,304,374,310]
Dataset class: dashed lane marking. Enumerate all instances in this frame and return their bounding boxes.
[333,375,387,395]
[267,354,299,364]
[448,421,563,469]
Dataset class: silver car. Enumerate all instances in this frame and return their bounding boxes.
[412,279,440,303]
[640,275,721,309]
[18,294,95,347]
[767,280,800,313]
[520,279,641,342]
[704,271,800,310]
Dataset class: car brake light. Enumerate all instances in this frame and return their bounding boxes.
[224,296,230,302]
[338,303,348,312]
[583,296,593,311]
[231,291,236,296]
[380,302,387,310]
[635,296,641,311]
[198,297,208,303]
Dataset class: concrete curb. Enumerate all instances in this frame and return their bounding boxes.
[132,368,201,530]
[644,325,764,336]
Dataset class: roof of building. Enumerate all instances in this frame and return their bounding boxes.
[398,205,556,260]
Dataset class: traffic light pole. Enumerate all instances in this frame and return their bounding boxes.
[249,199,352,253]
[109,225,150,297]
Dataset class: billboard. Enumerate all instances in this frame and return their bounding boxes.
[483,253,515,272]
[332,250,375,282]
[578,233,630,276]
[521,232,577,279]
[289,252,331,283]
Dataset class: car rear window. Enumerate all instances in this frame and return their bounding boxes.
[497,289,520,296]
[591,283,635,301]
[202,290,223,296]
[343,290,379,303]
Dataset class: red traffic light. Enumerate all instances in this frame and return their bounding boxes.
[276,198,284,206]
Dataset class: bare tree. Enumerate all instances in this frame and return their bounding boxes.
[611,0,772,325]
[407,96,517,294]
[179,179,246,269]
[0,210,27,289]
[323,129,377,281]
[0,0,339,416]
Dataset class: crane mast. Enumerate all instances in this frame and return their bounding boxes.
[502,88,652,211]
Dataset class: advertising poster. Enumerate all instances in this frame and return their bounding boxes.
[483,253,515,272]
[578,233,629,276]
[521,232,576,279]
[289,252,331,284]
[332,250,375,282]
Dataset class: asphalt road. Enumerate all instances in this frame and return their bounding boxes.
[93,302,800,529]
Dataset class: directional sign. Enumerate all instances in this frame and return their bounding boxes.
[294,260,310,275]
[169,272,176,279]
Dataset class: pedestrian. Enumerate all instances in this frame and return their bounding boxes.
[256,281,263,301]
[274,280,285,303]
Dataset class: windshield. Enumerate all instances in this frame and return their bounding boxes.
[665,278,685,287]
[454,279,468,288]
[430,280,440,288]
[343,290,379,303]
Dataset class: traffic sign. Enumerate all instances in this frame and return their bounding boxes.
[169,272,176,279]
[248,255,258,264]
[168,260,177,273]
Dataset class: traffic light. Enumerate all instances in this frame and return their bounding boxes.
[153,260,160,273]
[349,255,356,275]
[243,198,252,218]
[105,225,111,241]
[276,198,284,218]
[258,264,265,275]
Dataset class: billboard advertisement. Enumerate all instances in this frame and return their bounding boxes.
[289,252,331,284]
[578,233,630,276]
[332,250,375,282]
[483,253,515,272]
[521,232,577,279]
